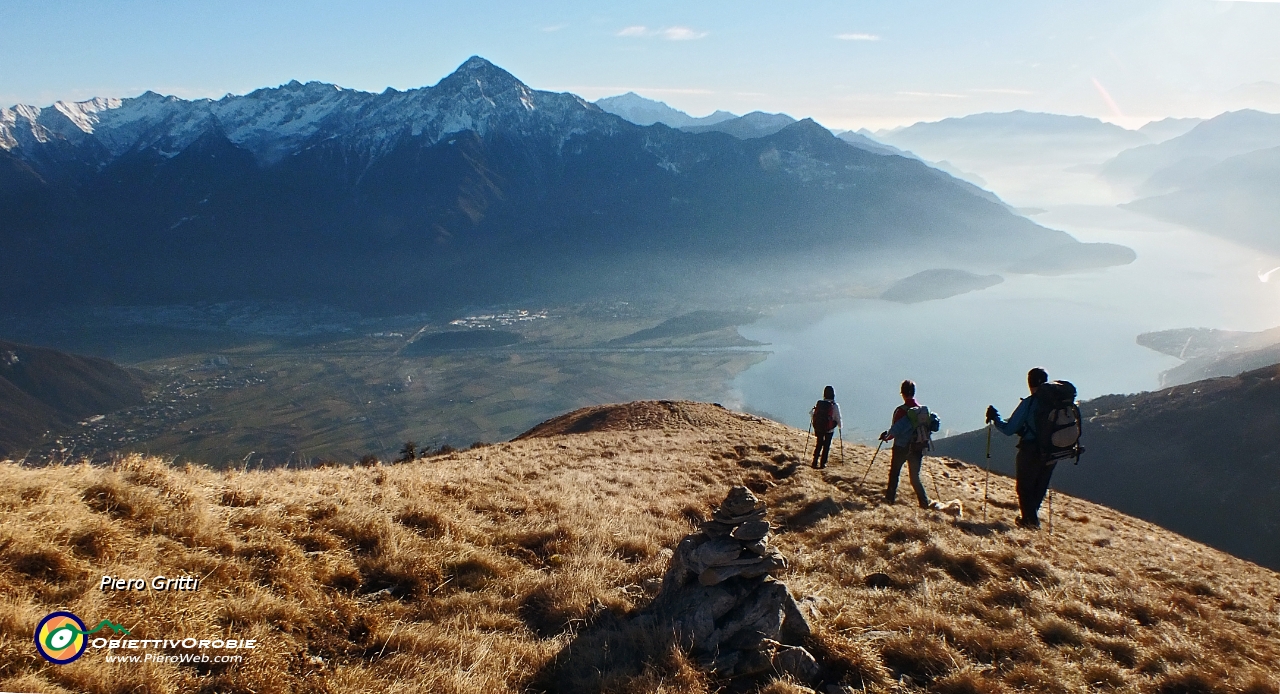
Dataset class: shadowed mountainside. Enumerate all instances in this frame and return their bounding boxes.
[1,59,1094,314]
[933,365,1280,569]
[0,401,1276,693]
[0,340,148,457]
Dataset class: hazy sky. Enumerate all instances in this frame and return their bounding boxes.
[4,0,1280,130]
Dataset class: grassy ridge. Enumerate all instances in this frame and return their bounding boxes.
[1,402,1277,693]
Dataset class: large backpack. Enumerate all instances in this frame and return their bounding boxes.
[1033,381,1084,463]
[904,405,941,449]
[811,400,836,434]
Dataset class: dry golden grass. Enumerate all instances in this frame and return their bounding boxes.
[0,401,1277,693]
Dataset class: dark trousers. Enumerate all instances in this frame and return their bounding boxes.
[812,431,834,468]
[1015,444,1056,525]
[886,444,930,507]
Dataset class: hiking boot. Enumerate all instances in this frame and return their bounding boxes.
[884,495,896,505]
[1016,516,1041,529]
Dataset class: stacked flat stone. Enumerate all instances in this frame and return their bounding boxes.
[643,485,818,684]
[689,486,788,586]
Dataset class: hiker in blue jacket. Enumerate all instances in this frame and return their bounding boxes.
[879,380,934,508]
[987,367,1054,529]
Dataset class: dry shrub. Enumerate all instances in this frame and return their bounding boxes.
[980,583,1034,610]
[613,536,656,563]
[152,506,224,549]
[443,553,509,592]
[394,504,452,537]
[219,591,307,632]
[498,525,576,566]
[1090,635,1139,667]
[807,630,890,688]
[1241,674,1280,694]
[913,544,993,585]
[220,485,264,507]
[5,545,82,584]
[66,521,122,560]
[759,679,812,694]
[931,669,1010,694]
[1004,663,1069,694]
[1036,617,1084,647]
[1151,667,1231,694]
[880,633,957,685]
[0,674,71,694]
[520,577,597,638]
[950,624,1038,666]
[990,551,1059,586]
[885,523,931,544]
[323,511,392,555]
[312,553,362,593]
[1082,662,1127,689]
[1092,592,1174,627]
[1056,600,1133,636]
[361,551,440,598]
[47,658,174,694]
[80,478,141,518]
[531,619,703,693]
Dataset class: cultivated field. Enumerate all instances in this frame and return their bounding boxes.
[1,402,1276,693]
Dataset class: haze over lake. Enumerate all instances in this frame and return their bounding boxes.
[734,205,1280,441]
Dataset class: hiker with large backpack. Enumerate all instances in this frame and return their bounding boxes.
[810,386,842,469]
[986,367,1083,529]
[879,380,940,508]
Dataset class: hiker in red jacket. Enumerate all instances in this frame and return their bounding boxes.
[810,385,842,469]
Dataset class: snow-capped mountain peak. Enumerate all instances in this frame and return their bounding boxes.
[1,56,607,165]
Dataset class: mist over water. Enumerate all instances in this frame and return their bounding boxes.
[734,206,1280,442]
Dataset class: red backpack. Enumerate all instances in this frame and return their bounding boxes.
[811,400,836,434]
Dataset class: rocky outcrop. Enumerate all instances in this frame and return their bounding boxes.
[645,486,818,682]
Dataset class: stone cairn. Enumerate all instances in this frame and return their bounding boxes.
[646,486,820,683]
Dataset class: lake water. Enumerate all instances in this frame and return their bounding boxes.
[733,205,1280,442]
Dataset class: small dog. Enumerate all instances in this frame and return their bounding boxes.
[929,499,964,519]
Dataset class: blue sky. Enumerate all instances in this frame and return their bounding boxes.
[3,0,1279,129]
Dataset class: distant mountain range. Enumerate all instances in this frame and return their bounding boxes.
[877,111,1150,165]
[0,57,1098,313]
[933,364,1280,569]
[1109,110,1280,253]
[0,340,148,458]
[594,92,736,128]
[1103,109,1280,195]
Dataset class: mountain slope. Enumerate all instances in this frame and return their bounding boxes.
[933,364,1280,569]
[1137,117,1204,144]
[0,340,149,458]
[1138,325,1280,386]
[0,59,1085,312]
[0,402,1276,693]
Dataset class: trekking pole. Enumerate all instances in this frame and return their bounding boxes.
[929,462,942,503]
[859,440,884,488]
[982,423,992,522]
[803,424,812,460]
[838,426,845,466]
[1048,489,1054,538]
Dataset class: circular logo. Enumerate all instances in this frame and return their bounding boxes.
[35,611,88,664]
